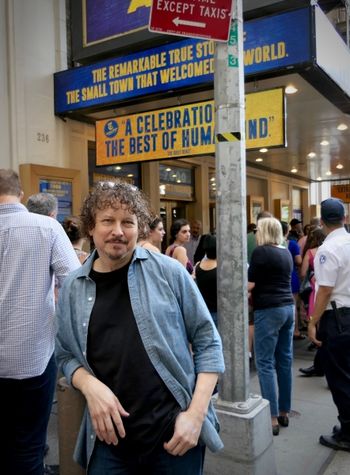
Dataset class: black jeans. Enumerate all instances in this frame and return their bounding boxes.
[319,308,350,437]
[1,355,57,475]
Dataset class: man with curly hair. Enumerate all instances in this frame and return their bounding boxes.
[56,181,224,474]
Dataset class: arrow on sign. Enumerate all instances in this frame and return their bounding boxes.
[173,17,206,28]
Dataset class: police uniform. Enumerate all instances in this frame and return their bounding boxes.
[315,226,350,439]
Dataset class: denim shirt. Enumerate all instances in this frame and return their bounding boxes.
[55,247,225,468]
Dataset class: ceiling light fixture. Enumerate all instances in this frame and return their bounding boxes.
[259,148,268,153]
[316,177,322,181]
[285,85,298,94]
[320,140,329,146]
[291,167,298,173]
[255,157,263,162]
[337,123,348,131]
[166,167,172,172]
[325,171,332,176]
[115,166,122,170]
[127,173,134,177]
[307,152,316,158]
[210,177,215,181]
[336,164,344,169]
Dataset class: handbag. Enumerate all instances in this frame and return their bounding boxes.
[299,268,313,307]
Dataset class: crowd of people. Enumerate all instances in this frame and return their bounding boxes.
[1,166,350,475]
[247,202,350,452]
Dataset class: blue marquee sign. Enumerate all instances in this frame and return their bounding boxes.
[55,7,311,115]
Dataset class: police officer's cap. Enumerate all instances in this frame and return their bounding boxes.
[321,198,345,222]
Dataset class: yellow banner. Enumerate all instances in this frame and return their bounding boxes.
[246,87,285,149]
[331,184,350,203]
[96,88,285,165]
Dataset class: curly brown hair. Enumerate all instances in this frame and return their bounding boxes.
[80,181,151,240]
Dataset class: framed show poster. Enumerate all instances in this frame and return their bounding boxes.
[19,164,81,223]
[247,195,265,224]
[274,199,290,222]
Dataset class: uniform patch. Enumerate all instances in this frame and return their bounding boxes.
[319,254,327,264]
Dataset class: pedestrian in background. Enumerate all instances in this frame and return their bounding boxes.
[281,221,304,340]
[55,181,224,474]
[63,215,89,264]
[194,234,218,326]
[27,191,58,218]
[137,216,165,253]
[248,217,294,436]
[0,169,80,475]
[299,227,326,378]
[184,219,202,264]
[288,218,303,241]
[247,210,272,264]
[166,218,193,273]
[308,198,350,451]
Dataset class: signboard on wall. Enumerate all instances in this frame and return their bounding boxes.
[39,179,73,223]
[149,0,233,42]
[245,87,285,150]
[331,184,350,203]
[55,7,311,115]
[96,88,286,165]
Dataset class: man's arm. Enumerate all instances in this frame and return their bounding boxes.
[72,367,129,446]
[308,285,334,346]
[164,372,218,456]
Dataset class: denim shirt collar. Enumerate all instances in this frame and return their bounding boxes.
[76,246,149,278]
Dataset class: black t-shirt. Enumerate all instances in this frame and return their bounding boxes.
[195,265,217,312]
[87,261,180,456]
[248,245,294,310]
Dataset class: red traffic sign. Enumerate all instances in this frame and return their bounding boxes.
[149,0,233,42]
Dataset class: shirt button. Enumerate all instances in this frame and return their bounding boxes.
[83,351,86,356]
[88,297,93,301]
[90,434,94,439]
[83,322,86,327]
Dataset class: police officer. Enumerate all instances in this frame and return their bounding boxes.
[308,198,350,452]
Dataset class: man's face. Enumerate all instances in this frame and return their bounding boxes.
[294,223,302,233]
[89,205,138,269]
[191,222,201,238]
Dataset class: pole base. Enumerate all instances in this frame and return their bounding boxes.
[204,398,276,475]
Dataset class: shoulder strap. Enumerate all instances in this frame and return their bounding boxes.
[169,244,177,257]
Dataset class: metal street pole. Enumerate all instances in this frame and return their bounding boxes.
[215,0,249,403]
[205,1,277,472]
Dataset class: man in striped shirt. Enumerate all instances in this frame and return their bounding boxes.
[0,169,80,475]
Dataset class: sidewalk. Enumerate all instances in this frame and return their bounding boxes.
[252,338,350,475]
[45,338,350,475]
